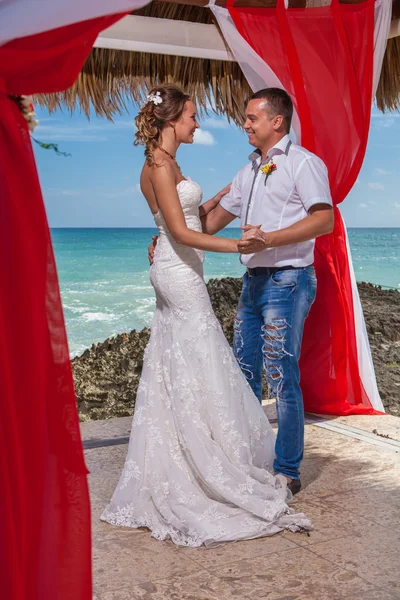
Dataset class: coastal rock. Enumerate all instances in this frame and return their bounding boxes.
[356,282,400,416]
[72,278,400,421]
[73,329,150,421]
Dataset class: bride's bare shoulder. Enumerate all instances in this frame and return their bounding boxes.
[140,157,171,187]
[148,156,176,186]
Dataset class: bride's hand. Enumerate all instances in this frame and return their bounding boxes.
[212,183,231,204]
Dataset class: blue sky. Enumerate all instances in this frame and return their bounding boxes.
[33,103,400,228]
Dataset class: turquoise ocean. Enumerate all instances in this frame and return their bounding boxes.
[51,228,399,358]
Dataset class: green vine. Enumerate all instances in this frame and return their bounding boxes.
[31,136,71,158]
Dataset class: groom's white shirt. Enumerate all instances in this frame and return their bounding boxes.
[219,134,333,268]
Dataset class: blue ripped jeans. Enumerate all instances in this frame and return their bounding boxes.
[233,267,317,480]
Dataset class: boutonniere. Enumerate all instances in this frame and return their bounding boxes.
[260,160,277,185]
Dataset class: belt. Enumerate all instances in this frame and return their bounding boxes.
[247,265,297,277]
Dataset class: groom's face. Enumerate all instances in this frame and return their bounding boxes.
[244,99,280,150]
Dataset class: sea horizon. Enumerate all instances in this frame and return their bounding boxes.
[50,227,400,357]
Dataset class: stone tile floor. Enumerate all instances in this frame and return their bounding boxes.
[82,404,400,600]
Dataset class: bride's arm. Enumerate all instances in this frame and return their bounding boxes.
[152,164,239,253]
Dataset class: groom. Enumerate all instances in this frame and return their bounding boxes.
[150,88,334,495]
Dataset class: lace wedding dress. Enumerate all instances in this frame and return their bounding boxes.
[101,178,311,546]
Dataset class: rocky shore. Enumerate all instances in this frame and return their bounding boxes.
[72,279,400,421]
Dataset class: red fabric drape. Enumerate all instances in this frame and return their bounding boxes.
[229,0,380,415]
[0,14,127,600]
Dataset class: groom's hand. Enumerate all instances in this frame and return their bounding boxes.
[213,183,231,203]
[148,236,158,265]
[238,225,267,254]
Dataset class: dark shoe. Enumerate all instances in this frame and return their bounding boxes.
[287,478,302,496]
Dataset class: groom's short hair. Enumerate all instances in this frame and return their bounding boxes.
[251,88,293,133]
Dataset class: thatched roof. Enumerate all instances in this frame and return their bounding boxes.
[37,0,400,124]
[377,36,400,112]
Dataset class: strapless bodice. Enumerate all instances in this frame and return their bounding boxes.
[154,177,203,235]
[152,178,204,267]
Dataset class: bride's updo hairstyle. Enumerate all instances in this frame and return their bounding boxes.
[134,85,190,166]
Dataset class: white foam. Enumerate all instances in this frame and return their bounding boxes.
[69,344,90,358]
[82,312,118,322]
[135,298,156,306]
[64,304,91,314]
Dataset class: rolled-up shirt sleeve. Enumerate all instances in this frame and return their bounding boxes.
[219,171,242,218]
[295,155,333,213]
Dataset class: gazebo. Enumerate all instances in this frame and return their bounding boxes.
[39,1,400,121]
[36,0,400,420]
[0,1,399,598]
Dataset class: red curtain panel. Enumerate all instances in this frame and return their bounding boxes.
[229,0,380,415]
[0,15,126,600]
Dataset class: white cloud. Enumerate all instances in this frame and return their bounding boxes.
[393,202,400,211]
[367,182,385,191]
[373,168,391,175]
[371,112,400,119]
[370,111,399,131]
[208,167,216,172]
[36,117,59,123]
[359,203,368,209]
[193,130,216,146]
[201,118,229,129]
[111,120,134,129]
[372,118,395,130]
[97,187,138,198]
[35,119,134,142]
[35,125,107,142]
[46,188,82,197]
[47,183,140,201]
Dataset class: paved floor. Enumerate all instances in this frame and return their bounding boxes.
[82,403,400,600]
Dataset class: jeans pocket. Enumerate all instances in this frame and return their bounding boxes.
[271,269,298,288]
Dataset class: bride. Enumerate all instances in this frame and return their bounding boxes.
[101,85,311,546]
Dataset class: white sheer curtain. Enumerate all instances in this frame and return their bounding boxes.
[345,0,391,412]
[208,1,301,141]
[0,0,151,46]
[344,223,385,412]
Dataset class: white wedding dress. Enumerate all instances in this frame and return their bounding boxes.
[101,178,311,546]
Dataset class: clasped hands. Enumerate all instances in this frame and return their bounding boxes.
[237,225,269,254]
[148,223,269,264]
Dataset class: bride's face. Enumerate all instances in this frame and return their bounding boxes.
[175,100,199,144]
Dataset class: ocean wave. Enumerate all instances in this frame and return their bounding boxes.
[118,285,154,292]
[66,289,99,295]
[81,312,119,322]
[135,297,156,306]
[69,343,89,358]
[133,309,155,319]
[63,304,91,314]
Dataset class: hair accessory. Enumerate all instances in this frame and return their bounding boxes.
[147,91,163,106]
[9,95,39,132]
